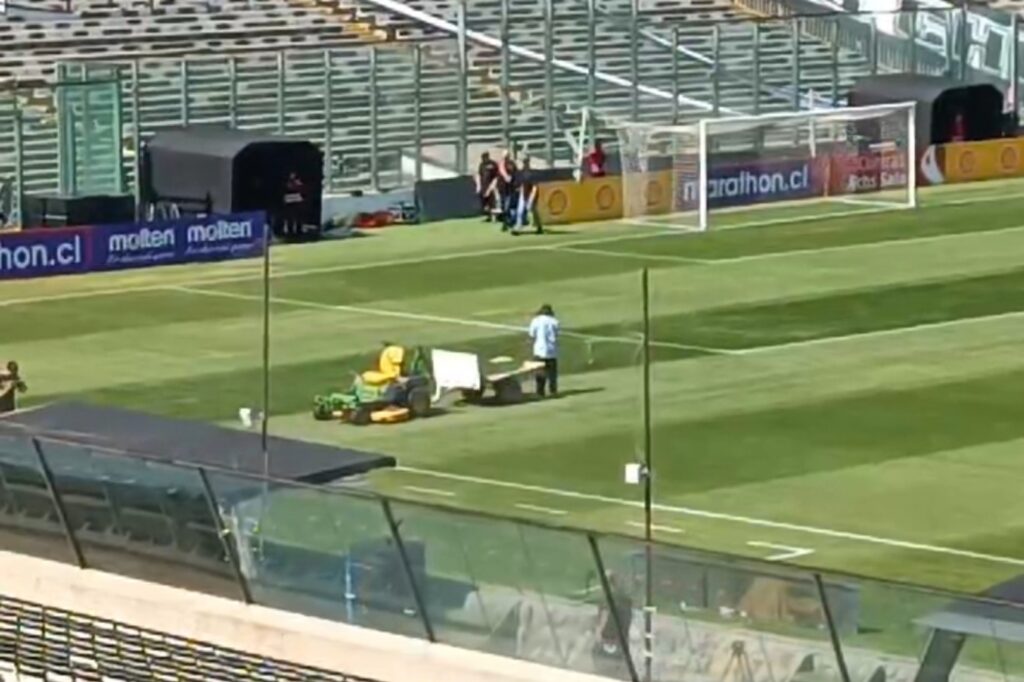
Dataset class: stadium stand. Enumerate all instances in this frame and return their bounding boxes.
[0,593,373,682]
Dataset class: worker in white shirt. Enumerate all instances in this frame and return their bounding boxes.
[528,304,560,397]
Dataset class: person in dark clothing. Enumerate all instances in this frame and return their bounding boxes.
[586,139,607,178]
[497,150,519,231]
[512,157,543,235]
[594,572,634,659]
[283,171,305,238]
[477,152,499,222]
[0,361,27,415]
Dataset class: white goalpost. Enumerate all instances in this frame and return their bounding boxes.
[615,102,917,231]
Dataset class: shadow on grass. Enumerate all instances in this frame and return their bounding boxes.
[466,386,605,408]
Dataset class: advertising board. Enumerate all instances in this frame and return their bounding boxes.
[0,213,266,281]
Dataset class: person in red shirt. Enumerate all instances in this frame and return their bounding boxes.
[951,112,966,143]
[586,140,607,177]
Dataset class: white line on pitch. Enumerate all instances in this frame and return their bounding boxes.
[0,229,675,308]
[515,503,568,516]
[1,189,1018,310]
[169,285,731,355]
[747,541,815,562]
[402,485,456,498]
[558,246,712,264]
[627,521,685,534]
[395,466,1024,568]
[735,309,1024,355]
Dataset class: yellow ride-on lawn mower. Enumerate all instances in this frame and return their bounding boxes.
[312,345,433,425]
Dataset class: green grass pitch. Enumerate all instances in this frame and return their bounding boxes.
[5,178,1024,595]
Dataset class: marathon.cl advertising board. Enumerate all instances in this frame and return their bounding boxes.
[0,212,266,281]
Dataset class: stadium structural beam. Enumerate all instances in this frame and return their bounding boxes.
[131,59,142,220]
[381,500,437,643]
[630,0,640,121]
[31,438,86,569]
[791,18,801,112]
[909,7,918,74]
[277,51,286,135]
[587,0,596,116]
[370,47,380,191]
[671,27,680,125]
[457,0,469,175]
[753,22,761,114]
[12,94,23,225]
[814,573,852,682]
[180,59,190,128]
[228,56,238,129]
[587,534,641,682]
[958,2,968,82]
[198,467,254,605]
[1013,15,1021,117]
[712,25,721,116]
[413,45,424,183]
[543,0,555,165]
[500,0,511,150]
[324,50,335,191]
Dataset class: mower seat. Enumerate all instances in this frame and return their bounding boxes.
[361,345,406,386]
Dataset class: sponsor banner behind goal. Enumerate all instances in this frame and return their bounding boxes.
[0,212,266,280]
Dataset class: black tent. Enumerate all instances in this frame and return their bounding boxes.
[849,75,1006,145]
[142,127,323,238]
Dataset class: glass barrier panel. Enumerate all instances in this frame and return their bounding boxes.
[839,580,1024,682]
[39,442,238,598]
[206,472,426,640]
[0,435,73,564]
[626,540,844,682]
[387,501,630,678]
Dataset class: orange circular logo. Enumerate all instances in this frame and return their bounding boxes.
[547,189,568,216]
[1000,145,1019,172]
[596,184,615,211]
[958,150,976,175]
[644,179,663,207]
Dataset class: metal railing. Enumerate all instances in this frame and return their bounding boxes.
[2,430,1024,682]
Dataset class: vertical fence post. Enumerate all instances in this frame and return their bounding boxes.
[13,99,23,225]
[1013,15,1020,119]
[630,0,640,121]
[112,73,125,196]
[753,21,762,115]
[671,27,680,124]
[197,468,253,605]
[180,59,189,127]
[324,50,334,192]
[814,573,853,682]
[131,60,142,219]
[457,0,469,174]
[500,0,511,150]
[587,0,597,115]
[712,25,721,116]
[587,534,641,682]
[945,11,955,77]
[959,2,969,81]
[831,18,840,105]
[228,56,238,129]
[276,51,286,134]
[30,438,85,569]
[369,47,379,192]
[869,21,878,75]
[413,45,424,183]
[909,7,918,74]
[380,500,436,643]
[543,0,555,164]
[791,17,801,110]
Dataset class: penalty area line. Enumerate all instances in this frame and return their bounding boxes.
[395,466,1024,568]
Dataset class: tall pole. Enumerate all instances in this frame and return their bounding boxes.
[641,267,654,682]
[261,218,271,463]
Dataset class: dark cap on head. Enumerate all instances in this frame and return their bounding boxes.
[538,304,554,316]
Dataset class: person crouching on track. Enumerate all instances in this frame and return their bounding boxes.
[528,304,559,397]
[512,156,544,235]
[477,151,499,223]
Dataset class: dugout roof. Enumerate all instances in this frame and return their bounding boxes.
[849,75,1005,144]
[0,402,395,484]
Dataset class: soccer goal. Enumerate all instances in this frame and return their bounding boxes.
[615,102,917,231]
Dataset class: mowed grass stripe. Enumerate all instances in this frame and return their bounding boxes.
[603,195,1024,260]
[448,366,1024,497]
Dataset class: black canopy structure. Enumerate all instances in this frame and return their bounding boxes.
[849,75,1006,145]
[0,402,395,484]
[141,127,323,235]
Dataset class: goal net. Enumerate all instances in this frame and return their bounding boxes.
[615,102,917,231]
